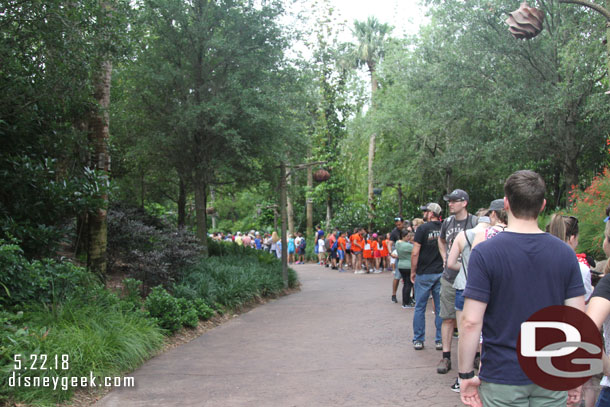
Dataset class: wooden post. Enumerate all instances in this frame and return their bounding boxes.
[280,162,288,288]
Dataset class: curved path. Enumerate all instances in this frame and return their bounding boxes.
[96,263,461,407]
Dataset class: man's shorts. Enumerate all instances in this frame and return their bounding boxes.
[454,289,464,311]
[394,268,401,280]
[352,250,362,259]
[479,381,567,407]
[337,249,345,260]
[439,277,456,319]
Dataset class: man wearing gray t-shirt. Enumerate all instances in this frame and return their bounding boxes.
[437,189,477,374]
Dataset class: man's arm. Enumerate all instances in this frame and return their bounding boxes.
[458,298,487,407]
[438,237,447,264]
[446,232,464,271]
[410,242,421,283]
[564,295,585,312]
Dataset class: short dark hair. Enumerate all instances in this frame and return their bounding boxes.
[504,170,546,220]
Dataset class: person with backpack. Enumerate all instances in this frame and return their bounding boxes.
[437,189,478,375]
[296,232,306,264]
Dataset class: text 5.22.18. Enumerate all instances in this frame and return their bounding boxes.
[13,354,69,371]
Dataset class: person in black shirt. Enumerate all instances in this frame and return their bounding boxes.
[411,203,444,351]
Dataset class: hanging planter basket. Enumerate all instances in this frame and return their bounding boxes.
[506,2,544,39]
[206,207,216,215]
[313,169,330,182]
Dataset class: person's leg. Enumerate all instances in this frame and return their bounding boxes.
[596,386,610,407]
[392,272,400,296]
[479,382,533,407]
[399,269,411,306]
[403,270,414,304]
[431,275,443,343]
[440,278,457,353]
[413,274,433,344]
[528,384,569,407]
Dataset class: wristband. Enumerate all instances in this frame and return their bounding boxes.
[459,371,475,380]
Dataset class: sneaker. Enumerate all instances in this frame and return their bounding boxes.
[450,377,460,393]
[402,304,410,309]
[413,341,424,350]
[339,268,347,272]
[391,295,397,303]
[373,269,382,274]
[473,355,480,370]
[437,358,451,374]
[355,270,366,274]
[408,299,416,307]
[435,341,443,351]
[453,328,459,338]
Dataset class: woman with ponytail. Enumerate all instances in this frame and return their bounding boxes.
[546,214,593,301]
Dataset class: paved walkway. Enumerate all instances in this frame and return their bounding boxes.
[96,264,462,407]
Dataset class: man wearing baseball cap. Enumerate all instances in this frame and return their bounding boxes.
[410,203,444,350]
[437,189,478,375]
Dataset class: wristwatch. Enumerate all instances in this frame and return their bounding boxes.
[459,371,475,380]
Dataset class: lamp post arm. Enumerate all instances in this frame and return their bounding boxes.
[558,0,610,22]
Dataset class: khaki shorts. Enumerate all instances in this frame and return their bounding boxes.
[479,381,567,407]
[439,277,456,320]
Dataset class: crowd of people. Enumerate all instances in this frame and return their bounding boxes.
[210,169,610,406]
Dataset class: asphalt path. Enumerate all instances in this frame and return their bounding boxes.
[96,263,462,407]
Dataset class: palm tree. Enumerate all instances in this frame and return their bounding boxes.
[351,17,392,215]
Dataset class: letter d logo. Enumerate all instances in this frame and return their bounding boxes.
[517,305,602,391]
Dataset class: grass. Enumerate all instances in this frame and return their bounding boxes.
[0,288,163,406]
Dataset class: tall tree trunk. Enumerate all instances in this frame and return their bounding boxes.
[87,59,112,279]
[326,195,332,230]
[306,165,313,238]
[177,175,186,228]
[287,171,295,235]
[210,186,217,230]
[194,178,209,256]
[367,132,376,217]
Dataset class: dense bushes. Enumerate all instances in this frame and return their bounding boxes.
[107,203,202,289]
[0,239,95,307]
[175,255,298,309]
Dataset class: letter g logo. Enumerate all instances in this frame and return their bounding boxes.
[517,306,603,391]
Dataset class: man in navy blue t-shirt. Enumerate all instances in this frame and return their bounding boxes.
[458,170,585,407]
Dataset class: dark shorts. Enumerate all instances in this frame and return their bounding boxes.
[455,289,464,311]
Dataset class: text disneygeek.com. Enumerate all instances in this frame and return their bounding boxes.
[10,354,134,391]
[8,371,135,391]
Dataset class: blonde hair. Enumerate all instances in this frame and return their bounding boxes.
[412,218,424,227]
[271,231,280,243]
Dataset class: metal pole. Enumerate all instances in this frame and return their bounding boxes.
[280,162,289,288]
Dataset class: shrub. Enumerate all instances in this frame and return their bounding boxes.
[178,255,297,309]
[176,298,199,328]
[0,239,95,307]
[107,205,202,289]
[144,286,182,333]
[193,299,215,320]
[567,169,610,259]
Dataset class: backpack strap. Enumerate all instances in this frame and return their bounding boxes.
[464,229,472,250]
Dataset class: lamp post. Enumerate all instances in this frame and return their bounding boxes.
[507,1,610,92]
[278,161,328,288]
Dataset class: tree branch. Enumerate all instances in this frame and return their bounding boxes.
[558,0,610,21]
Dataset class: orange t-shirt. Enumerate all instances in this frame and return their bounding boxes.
[338,237,347,251]
[380,240,389,257]
[350,234,364,252]
[363,239,374,258]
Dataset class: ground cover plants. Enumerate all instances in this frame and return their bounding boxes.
[0,206,298,406]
